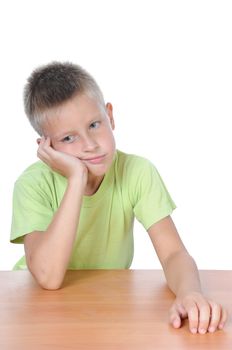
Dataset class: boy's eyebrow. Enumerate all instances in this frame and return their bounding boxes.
[53,114,104,140]
[53,129,77,140]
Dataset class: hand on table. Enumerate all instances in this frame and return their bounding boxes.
[169,291,227,334]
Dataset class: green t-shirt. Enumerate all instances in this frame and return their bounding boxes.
[10,150,176,270]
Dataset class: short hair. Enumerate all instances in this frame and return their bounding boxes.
[23,61,105,135]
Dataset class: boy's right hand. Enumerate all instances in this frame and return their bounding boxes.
[37,136,88,186]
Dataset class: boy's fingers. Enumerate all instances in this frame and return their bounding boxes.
[43,144,57,157]
[42,136,52,151]
[198,303,211,334]
[169,301,188,328]
[184,301,199,334]
[38,137,57,158]
[44,136,51,146]
[172,317,181,329]
[37,148,50,164]
[169,304,182,328]
[206,301,221,332]
[218,306,227,330]
[173,294,227,334]
[37,139,52,162]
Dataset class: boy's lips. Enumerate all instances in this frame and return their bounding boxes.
[82,154,106,164]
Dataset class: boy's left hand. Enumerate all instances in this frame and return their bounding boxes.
[169,292,227,334]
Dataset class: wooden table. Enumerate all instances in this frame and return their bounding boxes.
[0,270,231,350]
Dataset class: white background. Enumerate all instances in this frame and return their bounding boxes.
[0,0,231,270]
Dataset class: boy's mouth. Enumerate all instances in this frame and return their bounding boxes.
[82,155,106,164]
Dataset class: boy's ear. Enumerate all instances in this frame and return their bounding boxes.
[106,102,115,130]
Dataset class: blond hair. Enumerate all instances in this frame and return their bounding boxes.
[24,61,105,135]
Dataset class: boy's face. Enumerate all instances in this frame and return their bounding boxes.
[41,94,116,178]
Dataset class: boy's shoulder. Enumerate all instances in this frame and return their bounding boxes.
[116,149,155,172]
[115,150,159,189]
[15,160,64,187]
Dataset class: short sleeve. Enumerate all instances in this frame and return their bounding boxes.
[132,160,176,230]
[10,176,54,244]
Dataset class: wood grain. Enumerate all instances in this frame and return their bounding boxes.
[0,270,231,349]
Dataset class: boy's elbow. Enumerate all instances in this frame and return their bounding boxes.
[40,281,62,290]
[29,265,64,290]
[37,272,64,290]
[26,255,65,290]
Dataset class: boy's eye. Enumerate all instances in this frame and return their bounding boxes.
[90,121,101,129]
[61,135,76,143]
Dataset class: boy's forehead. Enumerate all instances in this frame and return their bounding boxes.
[48,94,105,118]
[41,96,106,137]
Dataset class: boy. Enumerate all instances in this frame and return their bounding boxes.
[11,62,227,334]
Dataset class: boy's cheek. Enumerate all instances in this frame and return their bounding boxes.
[51,142,68,153]
[55,145,81,159]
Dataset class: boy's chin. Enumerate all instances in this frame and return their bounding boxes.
[87,165,108,177]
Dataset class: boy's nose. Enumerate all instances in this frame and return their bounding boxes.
[82,135,98,152]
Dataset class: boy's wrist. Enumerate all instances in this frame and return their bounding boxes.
[67,173,87,190]
[176,285,202,299]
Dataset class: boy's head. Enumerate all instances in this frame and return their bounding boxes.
[24,62,116,178]
[24,61,106,136]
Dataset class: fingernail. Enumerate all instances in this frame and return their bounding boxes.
[219,324,224,329]
[173,319,180,328]
[209,326,215,333]
[199,328,206,334]
[191,328,197,334]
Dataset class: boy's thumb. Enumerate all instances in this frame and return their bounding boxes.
[169,304,181,328]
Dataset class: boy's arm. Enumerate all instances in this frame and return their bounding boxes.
[147,216,227,334]
[24,137,88,290]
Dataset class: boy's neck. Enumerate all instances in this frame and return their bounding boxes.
[84,174,105,196]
